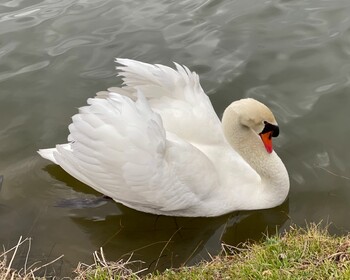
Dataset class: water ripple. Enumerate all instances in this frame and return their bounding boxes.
[0,61,49,82]
[0,42,17,59]
[47,36,108,56]
[0,1,74,35]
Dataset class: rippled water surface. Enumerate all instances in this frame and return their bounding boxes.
[1,0,350,277]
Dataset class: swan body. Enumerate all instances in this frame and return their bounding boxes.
[38,59,289,217]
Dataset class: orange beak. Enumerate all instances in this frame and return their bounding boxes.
[260,132,273,154]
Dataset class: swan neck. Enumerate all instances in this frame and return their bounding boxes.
[222,110,289,208]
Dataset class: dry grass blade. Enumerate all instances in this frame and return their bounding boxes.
[154,227,182,271]
[0,237,63,279]
[182,240,203,267]
[4,236,23,280]
[75,247,146,280]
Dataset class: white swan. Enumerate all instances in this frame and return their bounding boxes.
[38,58,289,217]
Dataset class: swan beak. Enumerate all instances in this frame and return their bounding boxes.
[259,122,279,154]
[260,132,273,153]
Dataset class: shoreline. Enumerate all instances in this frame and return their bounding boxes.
[2,224,350,279]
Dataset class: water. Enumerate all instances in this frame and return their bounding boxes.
[1,0,350,277]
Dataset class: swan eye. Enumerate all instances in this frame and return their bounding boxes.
[260,121,279,137]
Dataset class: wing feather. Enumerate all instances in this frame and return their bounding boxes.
[114,58,225,145]
[41,91,218,214]
[38,59,231,215]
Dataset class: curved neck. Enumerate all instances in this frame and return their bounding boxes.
[222,111,289,209]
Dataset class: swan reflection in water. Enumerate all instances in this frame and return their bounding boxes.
[44,163,289,273]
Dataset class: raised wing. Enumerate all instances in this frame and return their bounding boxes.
[107,58,225,145]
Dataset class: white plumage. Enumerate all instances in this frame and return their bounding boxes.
[38,58,289,217]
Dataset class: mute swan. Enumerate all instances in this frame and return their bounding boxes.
[38,58,289,217]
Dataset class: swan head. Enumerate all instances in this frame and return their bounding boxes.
[222,98,280,154]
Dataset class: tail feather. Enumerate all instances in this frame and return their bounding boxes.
[37,148,58,164]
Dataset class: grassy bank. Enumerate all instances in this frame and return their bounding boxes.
[1,224,350,279]
[75,224,350,280]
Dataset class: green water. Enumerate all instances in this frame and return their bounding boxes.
[1,0,350,277]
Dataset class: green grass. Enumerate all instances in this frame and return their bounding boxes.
[75,224,350,280]
[147,224,350,280]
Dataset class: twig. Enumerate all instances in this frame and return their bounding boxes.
[75,248,146,280]
[154,227,182,270]
[1,237,64,279]
[183,240,203,266]
[24,237,32,275]
[328,252,346,260]
[4,236,23,279]
[29,254,64,275]
[0,237,28,259]
[221,242,249,255]
[120,240,168,260]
